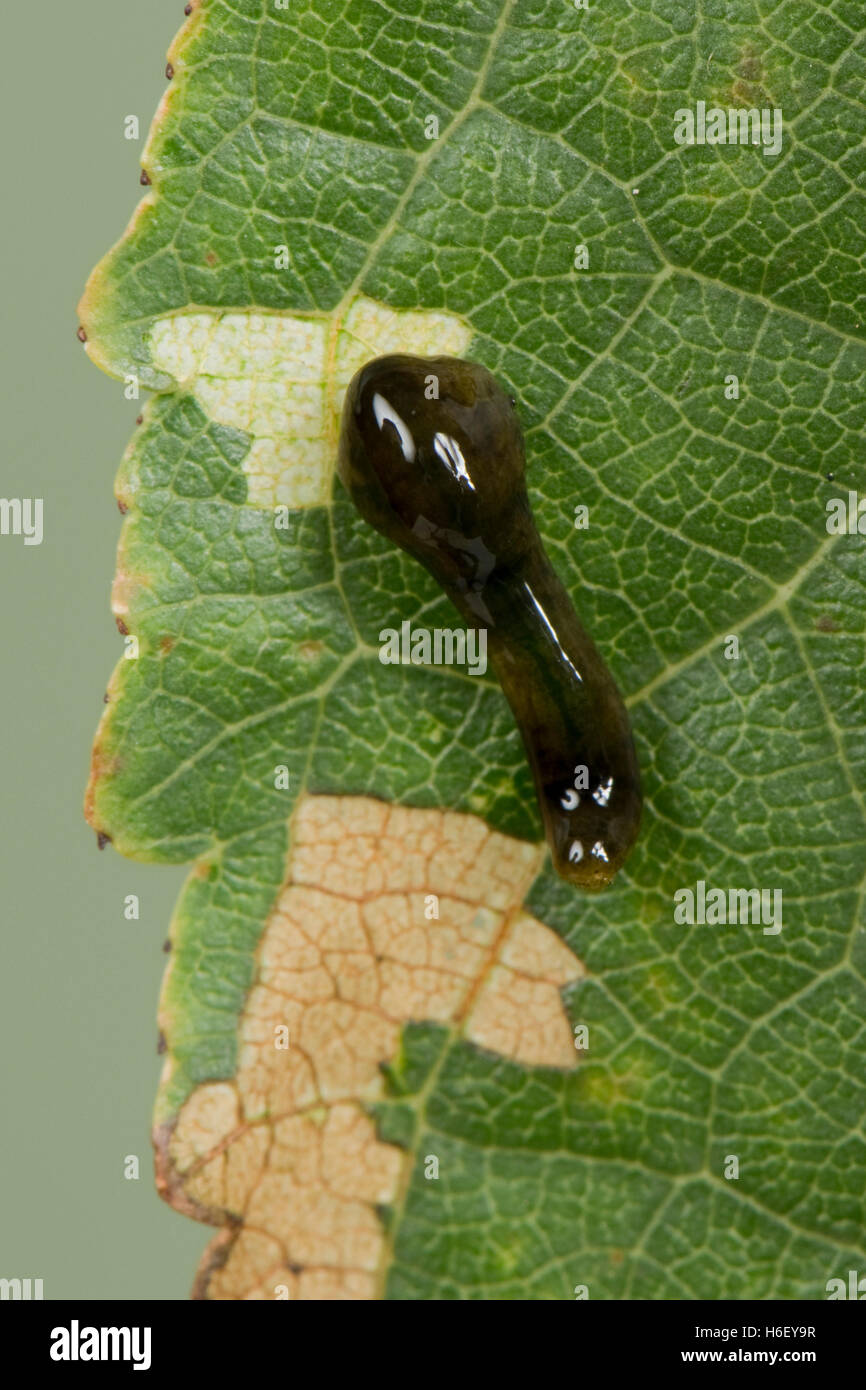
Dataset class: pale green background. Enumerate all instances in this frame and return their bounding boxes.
[0,1,208,1298]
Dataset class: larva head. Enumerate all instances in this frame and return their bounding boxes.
[337,354,532,578]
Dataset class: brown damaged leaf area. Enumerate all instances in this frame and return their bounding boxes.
[155,795,584,1300]
[84,739,122,832]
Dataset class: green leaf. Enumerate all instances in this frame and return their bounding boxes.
[81,0,866,1300]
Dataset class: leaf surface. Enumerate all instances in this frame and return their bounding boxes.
[81,0,866,1299]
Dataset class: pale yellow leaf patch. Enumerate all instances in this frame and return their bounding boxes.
[149,297,472,508]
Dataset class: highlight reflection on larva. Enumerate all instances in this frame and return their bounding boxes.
[337,354,642,891]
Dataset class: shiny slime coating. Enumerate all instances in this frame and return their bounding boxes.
[337,354,642,890]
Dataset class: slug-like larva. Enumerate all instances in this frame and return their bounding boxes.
[337,354,642,890]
